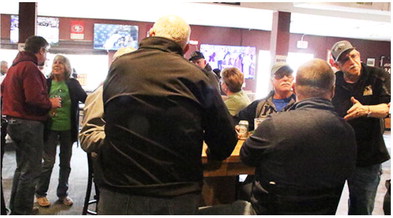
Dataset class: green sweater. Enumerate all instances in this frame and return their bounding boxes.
[224,90,251,116]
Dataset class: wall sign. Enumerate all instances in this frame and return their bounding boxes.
[70,20,85,40]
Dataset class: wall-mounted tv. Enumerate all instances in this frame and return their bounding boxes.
[93,23,138,50]
[200,44,257,79]
[10,15,59,44]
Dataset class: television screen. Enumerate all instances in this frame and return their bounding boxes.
[200,44,257,79]
[94,23,138,50]
[10,15,59,44]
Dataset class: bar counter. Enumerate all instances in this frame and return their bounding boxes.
[202,139,255,177]
[201,139,255,205]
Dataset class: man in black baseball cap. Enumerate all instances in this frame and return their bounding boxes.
[331,40,391,215]
[189,51,205,62]
[189,51,220,92]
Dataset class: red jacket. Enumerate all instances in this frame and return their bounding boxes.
[1,51,51,121]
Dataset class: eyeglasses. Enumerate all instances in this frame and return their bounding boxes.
[337,50,359,64]
[274,72,294,80]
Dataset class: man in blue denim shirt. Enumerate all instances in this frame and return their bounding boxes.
[331,40,390,215]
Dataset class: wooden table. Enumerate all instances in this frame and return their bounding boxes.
[202,140,255,177]
[201,140,255,205]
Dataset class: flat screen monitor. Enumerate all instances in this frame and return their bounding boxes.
[93,23,138,50]
[200,44,257,79]
[10,15,59,44]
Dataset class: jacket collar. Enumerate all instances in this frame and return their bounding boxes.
[12,51,38,66]
[138,37,184,56]
[290,97,334,111]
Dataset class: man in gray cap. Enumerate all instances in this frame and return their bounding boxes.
[235,62,296,130]
[234,62,296,201]
[331,40,391,215]
[241,58,357,215]
[189,51,220,92]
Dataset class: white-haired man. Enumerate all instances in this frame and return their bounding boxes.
[97,15,237,215]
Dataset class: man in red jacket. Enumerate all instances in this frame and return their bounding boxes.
[1,36,61,215]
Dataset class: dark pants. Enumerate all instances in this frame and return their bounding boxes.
[36,130,73,199]
[7,118,44,215]
[348,164,382,215]
[1,117,8,215]
[98,188,201,215]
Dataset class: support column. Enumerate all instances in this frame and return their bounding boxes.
[270,11,291,63]
[18,2,37,43]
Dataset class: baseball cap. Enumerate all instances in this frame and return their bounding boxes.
[189,51,205,61]
[331,40,355,62]
[271,62,292,77]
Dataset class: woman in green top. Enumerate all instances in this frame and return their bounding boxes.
[35,55,87,207]
[221,67,251,116]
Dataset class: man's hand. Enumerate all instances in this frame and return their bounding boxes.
[344,97,368,120]
[50,97,62,109]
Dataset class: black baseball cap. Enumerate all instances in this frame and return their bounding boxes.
[189,51,205,61]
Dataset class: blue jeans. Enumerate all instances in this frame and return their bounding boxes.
[98,188,201,215]
[36,130,73,199]
[347,164,382,215]
[7,118,44,215]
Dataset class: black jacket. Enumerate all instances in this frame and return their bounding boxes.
[100,37,237,197]
[241,98,357,214]
[46,78,87,143]
[332,63,390,167]
[203,63,221,92]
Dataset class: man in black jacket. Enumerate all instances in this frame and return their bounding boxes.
[241,59,357,215]
[98,15,237,215]
[189,51,221,93]
[331,40,391,215]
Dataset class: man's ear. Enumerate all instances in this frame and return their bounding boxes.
[148,29,155,37]
[332,61,340,70]
[330,85,335,99]
[292,83,297,95]
[183,44,190,54]
[39,47,45,55]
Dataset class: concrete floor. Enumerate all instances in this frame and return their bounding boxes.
[1,131,391,215]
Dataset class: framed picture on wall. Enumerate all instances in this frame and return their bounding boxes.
[367,58,376,66]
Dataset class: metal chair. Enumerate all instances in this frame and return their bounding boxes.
[82,153,100,215]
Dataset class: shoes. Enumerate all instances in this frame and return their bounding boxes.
[60,196,74,206]
[36,196,51,207]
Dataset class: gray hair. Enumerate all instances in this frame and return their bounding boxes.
[149,15,191,50]
[51,55,72,79]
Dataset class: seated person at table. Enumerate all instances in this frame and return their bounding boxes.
[235,62,296,201]
[240,58,357,215]
[220,67,251,116]
[234,62,296,130]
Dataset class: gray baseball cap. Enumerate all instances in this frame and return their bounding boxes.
[331,40,355,62]
[271,62,292,76]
